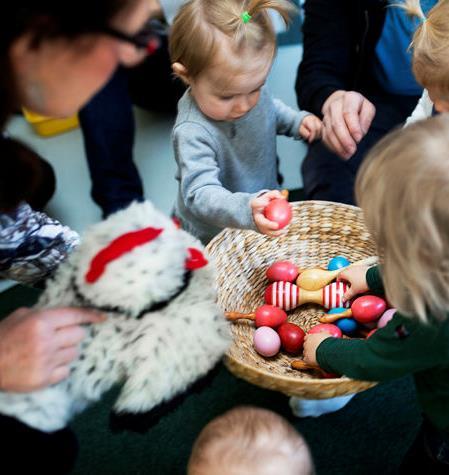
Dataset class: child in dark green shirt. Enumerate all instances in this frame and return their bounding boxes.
[303,115,449,472]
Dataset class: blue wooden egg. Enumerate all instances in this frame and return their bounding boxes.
[336,318,358,334]
[328,255,351,271]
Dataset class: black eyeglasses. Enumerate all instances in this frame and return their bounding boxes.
[102,19,166,55]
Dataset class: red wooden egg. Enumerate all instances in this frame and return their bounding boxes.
[264,199,292,229]
[255,305,288,328]
[277,322,306,354]
[308,323,342,338]
[351,295,387,324]
[266,261,299,282]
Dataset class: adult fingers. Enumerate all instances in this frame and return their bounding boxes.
[329,100,357,154]
[342,92,365,143]
[322,125,351,160]
[359,99,376,134]
[43,308,106,330]
[53,347,79,368]
[54,326,87,349]
[48,365,71,386]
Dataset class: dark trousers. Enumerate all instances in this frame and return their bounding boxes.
[0,413,78,474]
[400,419,449,474]
[301,93,420,204]
[79,35,185,217]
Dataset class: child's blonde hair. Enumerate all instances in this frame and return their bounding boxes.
[187,406,314,475]
[169,0,295,79]
[401,0,449,95]
[356,114,449,323]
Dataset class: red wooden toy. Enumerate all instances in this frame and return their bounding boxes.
[265,281,350,311]
[225,305,287,328]
[277,322,305,354]
[308,323,343,338]
[264,191,292,230]
[351,295,387,323]
[266,261,299,282]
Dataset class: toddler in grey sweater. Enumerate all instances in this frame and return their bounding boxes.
[169,0,322,244]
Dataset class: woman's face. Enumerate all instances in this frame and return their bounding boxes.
[9,0,155,117]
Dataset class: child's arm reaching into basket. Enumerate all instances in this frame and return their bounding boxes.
[304,266,448,381]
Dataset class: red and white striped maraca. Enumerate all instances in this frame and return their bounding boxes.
[265,281,349,311]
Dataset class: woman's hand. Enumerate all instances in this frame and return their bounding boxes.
[0,307,106,392]
[321,90,376,159]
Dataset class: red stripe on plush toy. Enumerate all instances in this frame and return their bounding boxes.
[85,227,163,283]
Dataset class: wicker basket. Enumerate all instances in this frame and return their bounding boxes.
[206,200,379,399]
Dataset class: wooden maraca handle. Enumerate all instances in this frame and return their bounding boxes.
[225,311,256,321]
[319,308,353,323]
[291,360,327,375]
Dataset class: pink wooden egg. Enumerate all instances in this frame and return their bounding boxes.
[264,198,292,229]
[253,327,281,357]
[308,323,342,338]
[254,305,288,328]
[351,295,387,324]
[377,308,397,329]
[266,261,299,282]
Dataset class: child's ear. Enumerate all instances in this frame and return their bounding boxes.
[172,62,190,85]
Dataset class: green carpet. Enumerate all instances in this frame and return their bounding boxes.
[0,285,421,474]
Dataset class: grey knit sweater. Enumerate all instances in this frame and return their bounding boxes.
[173,86,310,243]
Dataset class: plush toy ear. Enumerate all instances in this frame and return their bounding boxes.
[185,248,208,270]
[85,227,163,283]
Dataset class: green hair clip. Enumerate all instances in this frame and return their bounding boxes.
[241,11,252,24]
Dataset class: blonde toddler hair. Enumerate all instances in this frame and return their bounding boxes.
[188,406,314,475]
[169,0,296,79]
[356,114,449,323]
[401,0,449,95]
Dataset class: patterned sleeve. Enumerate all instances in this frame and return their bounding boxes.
[0,202,79,285]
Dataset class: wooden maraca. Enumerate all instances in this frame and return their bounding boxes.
[225,305,287,328]
[290,360,335,378]
[296,267,347,291]
[296,257,379,291]
[319,307,353,323]
[265,281,350,311]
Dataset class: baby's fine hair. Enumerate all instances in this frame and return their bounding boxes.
[400,0,449,94]
[356,114,449,323]
[169,0,296,78]
[187,406,314,475]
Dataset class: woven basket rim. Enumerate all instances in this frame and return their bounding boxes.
[208,200,368,245]
[224,354,354,384]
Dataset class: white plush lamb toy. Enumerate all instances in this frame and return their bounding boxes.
[0,201,230,433]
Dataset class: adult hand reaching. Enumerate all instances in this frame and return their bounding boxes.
[321,90,376,160]
[0,307,106,392]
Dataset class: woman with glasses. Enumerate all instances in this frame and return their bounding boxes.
[0,1,163,471]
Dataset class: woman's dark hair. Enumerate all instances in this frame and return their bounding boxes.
[0,0,135,211]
